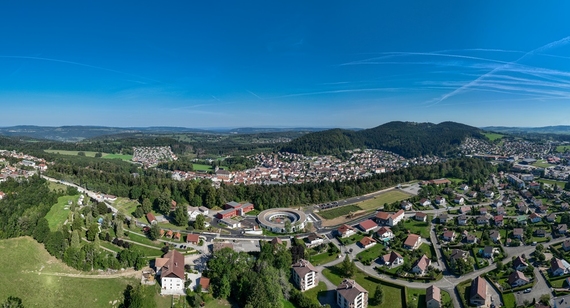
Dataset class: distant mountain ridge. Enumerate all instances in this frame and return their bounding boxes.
[281,121,485,158]
[0,125,333,142]
[482,125,570,135]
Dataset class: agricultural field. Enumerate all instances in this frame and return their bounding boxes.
[44,150,132,161]
[482,132,505,141]
[355,190,412,210]
[103,154,133,160]
[0,237,138,308]
[44,194,81,231]
[318,204,362,220]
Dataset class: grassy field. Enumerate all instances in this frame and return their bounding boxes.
[303,281,328,306]
[0,237,138,308]
[45,150,101,157]
[318,205,362,220]
[531,161,552,168]
[417,243,434,259]
[483,132,505,141]
[103,154,133,160]
[45,195,80,231]
[556,145,570,153]
[356,243,385,264]
[502,292,516,308]
[192,164,214,171]
[356,190,412,210]
[44,150,132,161]
[47,181,69,192]
[323,266,403,308]
[309,251,340,266]
[537,178,567,187]
[113,197,140,217]
[402,218,431,238]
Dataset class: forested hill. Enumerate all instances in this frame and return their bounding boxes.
[281,121,484,158]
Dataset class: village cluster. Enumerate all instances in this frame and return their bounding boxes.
[172,149,444,186]
[132,146,177,167]
[0,150,48,183]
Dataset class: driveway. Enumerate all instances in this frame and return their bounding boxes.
[515,268,551,306]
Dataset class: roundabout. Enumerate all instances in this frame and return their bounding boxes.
[257,208,307,233]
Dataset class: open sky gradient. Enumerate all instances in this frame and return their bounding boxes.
[2,1,570,128]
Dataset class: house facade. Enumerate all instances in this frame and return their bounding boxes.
[291,259,318,291]
[336,279,368,308]
[470,276,487,306]
[156,250,186,295]
[426,285,441,308]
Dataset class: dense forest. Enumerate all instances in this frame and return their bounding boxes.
[281,121,485,157]
[44,155,497,215]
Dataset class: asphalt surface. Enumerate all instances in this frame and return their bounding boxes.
[515,267,551,306]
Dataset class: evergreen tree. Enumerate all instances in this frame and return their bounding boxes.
[372,285,384,305]
[172,205,188,227]
[340,255,356,278]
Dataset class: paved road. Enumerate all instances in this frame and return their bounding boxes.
[515,267,551,306]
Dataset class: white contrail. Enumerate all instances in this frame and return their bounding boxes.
[246,90,263,100]
[426,36,570,106]
[0,55,160,83]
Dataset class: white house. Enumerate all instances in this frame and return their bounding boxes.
[376,227,394,240]
[412,255,431,276]
[382,251,404,267]
[291,259,318,291]
[389,210,405,227]
[156,250,186,295]
[508,270,530,287]
[336,279,368,308]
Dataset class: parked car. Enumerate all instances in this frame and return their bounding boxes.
[524,288,532,293]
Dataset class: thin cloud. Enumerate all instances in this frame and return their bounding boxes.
[0,55,160,83]
[276,87,408,98]
[246,90,264,100]
[425,36,570,106]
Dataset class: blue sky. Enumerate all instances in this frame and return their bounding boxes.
[2,1,570,128]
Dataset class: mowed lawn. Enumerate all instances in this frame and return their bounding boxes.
[0,237,137,308]
[356,190,412,210]
[318,205,362,220]
[45,195,80,231]
[402,218,431,238]
[322,266,403,308]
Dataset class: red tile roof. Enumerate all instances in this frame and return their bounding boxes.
[359,219,377,231]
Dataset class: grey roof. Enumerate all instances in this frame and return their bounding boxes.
[336,279,368,302]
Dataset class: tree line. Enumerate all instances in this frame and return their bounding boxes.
[44,156,497,217]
